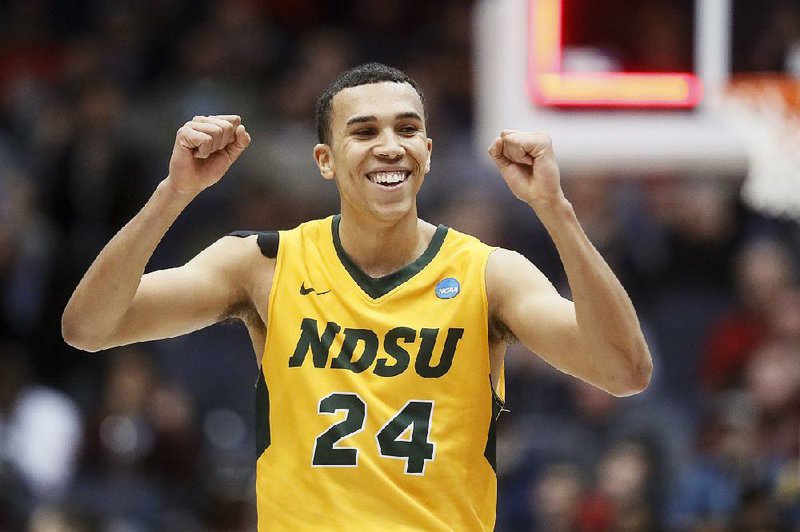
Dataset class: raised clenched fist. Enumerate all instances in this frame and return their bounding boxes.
[166,115,251,196]
[488,130,564,208]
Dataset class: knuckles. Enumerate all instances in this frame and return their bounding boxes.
[503,131,552,147]
[500,132,554,158]
[176,115,245,150]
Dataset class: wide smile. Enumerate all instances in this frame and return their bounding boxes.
[366,170,411,188]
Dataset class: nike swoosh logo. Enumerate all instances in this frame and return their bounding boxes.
[300,282,331,296]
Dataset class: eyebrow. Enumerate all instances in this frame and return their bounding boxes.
[345,112,424,127]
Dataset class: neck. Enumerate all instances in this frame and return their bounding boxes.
[337,209,434,278]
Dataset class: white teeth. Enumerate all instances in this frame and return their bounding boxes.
[369,171,407,184]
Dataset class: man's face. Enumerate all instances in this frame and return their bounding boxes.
[314,82,432,223]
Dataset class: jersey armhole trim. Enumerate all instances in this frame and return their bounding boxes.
[227,230,279,258]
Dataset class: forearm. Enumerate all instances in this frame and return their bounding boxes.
[62,179,196,350]
[532,197,652,395]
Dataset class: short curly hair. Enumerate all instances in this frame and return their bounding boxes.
[315,62,425,145]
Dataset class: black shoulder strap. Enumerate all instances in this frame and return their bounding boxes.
[227,230,280,259]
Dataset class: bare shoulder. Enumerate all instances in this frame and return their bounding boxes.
[212,233,277,264]
[486,248,555,297]
[485,247,562,323]
[213,234,277,318]
[179,233,276,321]
[189,234,272,276]
[486,247,531,272]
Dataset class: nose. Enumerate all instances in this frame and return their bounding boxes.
[373,130,405,159]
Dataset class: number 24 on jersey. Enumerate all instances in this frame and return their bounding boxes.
[312,393,436,475]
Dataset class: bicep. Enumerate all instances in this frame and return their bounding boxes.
[111,236,260,346]
[487,249,588,378]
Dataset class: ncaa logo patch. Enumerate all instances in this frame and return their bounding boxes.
[435,278,461,299]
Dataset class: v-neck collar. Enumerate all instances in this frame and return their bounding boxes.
[331,214,448,299]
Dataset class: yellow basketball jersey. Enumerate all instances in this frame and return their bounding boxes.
[255,215,503,531]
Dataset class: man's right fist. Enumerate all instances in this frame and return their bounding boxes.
[167,115,251,196]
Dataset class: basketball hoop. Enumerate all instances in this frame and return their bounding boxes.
[719,76,800,221]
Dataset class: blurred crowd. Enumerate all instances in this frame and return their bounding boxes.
[1,0,800,530]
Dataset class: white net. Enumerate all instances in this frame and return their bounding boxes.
[718,79,800,221]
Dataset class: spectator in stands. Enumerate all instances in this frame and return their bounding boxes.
[0,343,82,526]
[700,237,797,392]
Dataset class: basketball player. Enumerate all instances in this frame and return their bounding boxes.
[63,63,652,530]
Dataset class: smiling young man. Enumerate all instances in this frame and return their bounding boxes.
[63,63,652,530]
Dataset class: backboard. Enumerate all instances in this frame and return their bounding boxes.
[474,0,749,177]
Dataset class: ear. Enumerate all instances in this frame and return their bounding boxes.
[425,137,433,174]
[313,144,335,180]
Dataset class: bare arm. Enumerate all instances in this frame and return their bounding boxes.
[487,130,652,397]
[62,115,253,352]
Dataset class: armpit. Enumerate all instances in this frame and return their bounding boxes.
[489,315,517,346]
[223,299,264,331]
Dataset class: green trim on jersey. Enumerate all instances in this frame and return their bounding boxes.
[255,370,270,459]
[484,387,506,472]
[331,214,449,299]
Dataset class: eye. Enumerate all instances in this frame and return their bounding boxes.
[399,125,419,134]
[352,128,376,138]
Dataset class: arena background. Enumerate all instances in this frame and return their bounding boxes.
[1,0,800,530]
